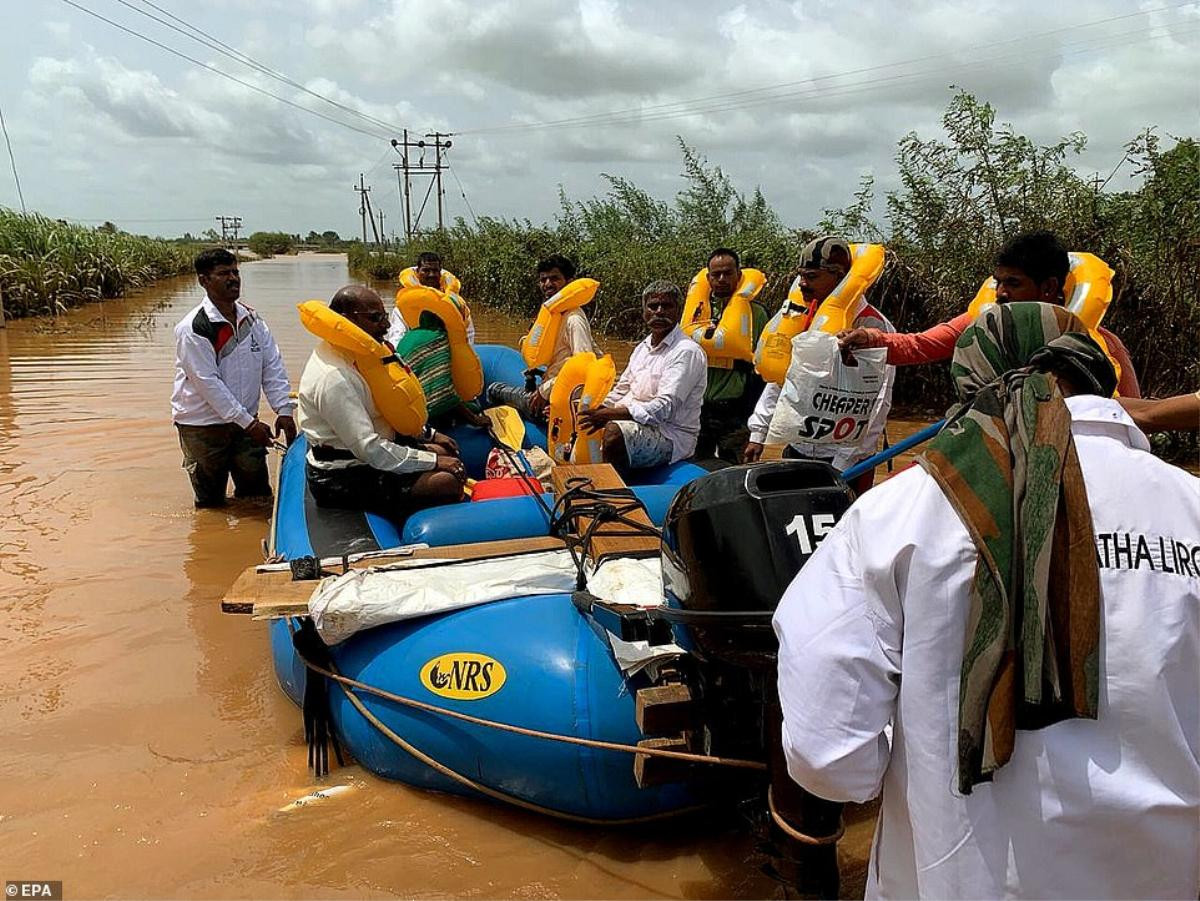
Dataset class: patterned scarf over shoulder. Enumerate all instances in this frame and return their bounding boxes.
[916,302,1118,794]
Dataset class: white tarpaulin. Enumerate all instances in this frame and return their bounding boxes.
[310,550,578,644]
[307,551,681,676]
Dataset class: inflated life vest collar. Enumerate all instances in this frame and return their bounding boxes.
[399,265,462,296]
[962,250,1121,392]
[547,351,616,464]
[298,300,427,436]
[681,267,766,366]
[394,285,484,401]
[753,243,886,384]
[520,278,601,370]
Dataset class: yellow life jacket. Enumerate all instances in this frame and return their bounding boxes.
[547,352,617,464]
[394,285,484,401]
[398,267,471,334]
[681,268,766,368]
[399,266,462,296]
[298,300,427,437]
[965,251,1120,388]
[520,278,600,370]
[754,243,887,384]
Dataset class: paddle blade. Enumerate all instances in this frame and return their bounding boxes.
[484,405,526,451]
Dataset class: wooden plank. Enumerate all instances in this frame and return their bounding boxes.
[550,463,659,563]
[221,535,567,618]
[633,736,694,788]
[635,682,698,735]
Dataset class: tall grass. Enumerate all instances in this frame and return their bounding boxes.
[0,210,195,318]
[352,93,1197,421]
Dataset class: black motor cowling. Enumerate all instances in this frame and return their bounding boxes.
[659,460,854,897]
[660,460,853,668]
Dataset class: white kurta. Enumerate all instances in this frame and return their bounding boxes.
[773,395,1200,900]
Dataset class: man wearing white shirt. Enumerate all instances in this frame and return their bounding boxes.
[171,248,296,508]
[298,285,465,517]
[774,304,1199,899]
[578,280,707,470]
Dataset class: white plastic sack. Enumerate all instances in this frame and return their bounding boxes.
[767,331,888,447]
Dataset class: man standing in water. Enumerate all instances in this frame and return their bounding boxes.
[171,248,295,508]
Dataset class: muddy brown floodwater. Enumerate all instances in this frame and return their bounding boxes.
[1,254,908,900]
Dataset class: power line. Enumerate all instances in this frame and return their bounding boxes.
[0,101,25,213]
[571,20,1200,133]
[116,0,413,136]
[58,0,393,141]
[460,4,1193,135]
[447,163,479,228]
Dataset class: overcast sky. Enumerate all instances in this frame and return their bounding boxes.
[0,0,1196,239]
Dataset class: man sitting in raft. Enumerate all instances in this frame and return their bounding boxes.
[298,285,467,517]
[395,310,490,431]
[385,251,474,345]
[838,230,1141,397]
[689,248,770,463]
[743,237,896,492]
[578,280,707,471]
[486,254,596,420]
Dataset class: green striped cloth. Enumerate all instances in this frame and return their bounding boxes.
[917,302,1117,794]
[397,319,458,419]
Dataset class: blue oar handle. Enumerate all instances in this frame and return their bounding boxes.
[841,419,946,483]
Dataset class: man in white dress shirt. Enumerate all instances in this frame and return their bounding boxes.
[578,280,707,470]
[773,303,1199,899]
[298,285,466,517]
[171,248,296,507]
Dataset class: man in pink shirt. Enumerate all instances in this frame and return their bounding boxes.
[838,231,1141,397]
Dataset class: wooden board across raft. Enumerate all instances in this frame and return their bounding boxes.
[221,535,566,618]
[221,462,658,618]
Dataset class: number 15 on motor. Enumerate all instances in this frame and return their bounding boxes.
[784,513,836,555]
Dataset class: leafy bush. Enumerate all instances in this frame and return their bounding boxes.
[246,231,295,258]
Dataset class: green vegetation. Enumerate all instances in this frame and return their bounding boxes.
[0,210,195,318]
[246,231,296,257]
[353,92,1197,416]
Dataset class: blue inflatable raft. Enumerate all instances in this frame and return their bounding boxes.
[268,345,712,821]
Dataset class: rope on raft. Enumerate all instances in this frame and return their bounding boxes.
[289,618,764,824]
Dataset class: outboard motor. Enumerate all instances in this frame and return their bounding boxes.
[660,460,853,897]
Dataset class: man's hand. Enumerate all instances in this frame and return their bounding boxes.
[578,406,624,432]
[742,441,764,463]
[434,455,467,482]
[431,430,460,455]
[529,390,549,417]
[245,419,274,448]
[274,414,297,446]
[837,328,878,351]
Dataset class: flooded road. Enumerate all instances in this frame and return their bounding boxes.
[0,253,888,899]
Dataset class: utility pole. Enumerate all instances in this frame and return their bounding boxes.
[215,215,241,247]
[427,131,451,233]
[391,130,452,241]
[377,209,386,250]
[362,184,382,249]
[353,174,371,245]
